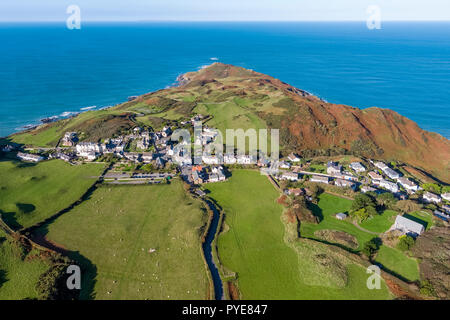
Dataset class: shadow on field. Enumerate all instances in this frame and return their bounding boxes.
[0,269,7,289]
[307,202,324,222]
[31,223,98,300]
[0,210,23,230]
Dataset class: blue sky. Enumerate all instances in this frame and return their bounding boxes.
[1,0,450,22]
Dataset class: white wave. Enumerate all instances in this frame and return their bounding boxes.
[60,111,78,117]
[80,105,97,111]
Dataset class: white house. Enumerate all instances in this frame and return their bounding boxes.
[441,193,450,202]
[397,177,418,193]
[361,186,378,193]
[423,191,441,204]
[393,215,425,236]
[335,179,356,189]
[17,152,44,162]
[374,161,389,171]
[350,162,366,173]
[380,179,399,193]
[279,161,291,169]
[76,142,103,155]
[310,175,330,184]
[383,167,402,180]
[202,155,220,165]
[281,172,299,181]
[237,155,255,165]
[368,171,383,181]
[327,161,342,175]
[62,132,78,147]
[287,153,301,162]
[224,154,236,164]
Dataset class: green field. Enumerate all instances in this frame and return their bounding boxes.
[359,210,398,233]
[404,211,433,231]
[44,181,209,300]
[300,193,375,251]
[0,229,50,300]
[206,170,391,299]
[0,160,105,230]
[375,245,420,282]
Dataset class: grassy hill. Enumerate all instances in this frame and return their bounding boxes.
[0,229,50,300]
[10,63,450,182]
[0,160,105,230]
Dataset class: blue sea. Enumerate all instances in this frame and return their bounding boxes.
[0,22,449,138]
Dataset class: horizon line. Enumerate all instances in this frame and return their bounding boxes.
[1,19,450,23]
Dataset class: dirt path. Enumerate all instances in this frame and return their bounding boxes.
[352,221,383,236]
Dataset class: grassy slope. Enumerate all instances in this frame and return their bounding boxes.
[0,160,105,229]
[375,245,420,282]
[359,210,398,234]
[45,181,209,300]
[0,229,50,300]
[206,170,390,299]
[300,193,374,250]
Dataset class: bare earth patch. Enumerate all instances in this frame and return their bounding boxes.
[314,229,359,250]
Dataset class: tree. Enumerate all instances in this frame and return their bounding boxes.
[377,192,397,209]
[421,183,441,194]
[308,184,323,198]
[397,235,415,251]
[395,200,422,213]
[351,208,370,222]
[351,194,376,211]
[362,238,381,258]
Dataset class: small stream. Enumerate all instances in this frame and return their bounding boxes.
[202,200,224,300]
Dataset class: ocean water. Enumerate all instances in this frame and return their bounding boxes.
[0,22,449,138]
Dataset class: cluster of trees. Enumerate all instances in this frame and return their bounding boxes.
[350,192,399,222]
[421,183,450,195]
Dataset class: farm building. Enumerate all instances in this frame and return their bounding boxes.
[393,215,425,236]
[335,213,347,220]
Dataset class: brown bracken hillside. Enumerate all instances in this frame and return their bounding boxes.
[179,63,450,183]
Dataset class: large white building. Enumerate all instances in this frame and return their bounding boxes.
[374,161,389,171]
[281,172,299,181]
[350,162,366,173]
[310,175,330,184]
[441,193,450,202]
[383,167,402,180]
[17,152,44,162]
[393,215,425,236]
[379,179,399,193]
[397,177,419,193]
[423,191,441,204]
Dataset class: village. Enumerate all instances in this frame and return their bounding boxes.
[2,115,449,242]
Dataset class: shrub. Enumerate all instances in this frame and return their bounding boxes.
[419,280,435,296]
[397,235,415,252]
[362,238,381,258]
